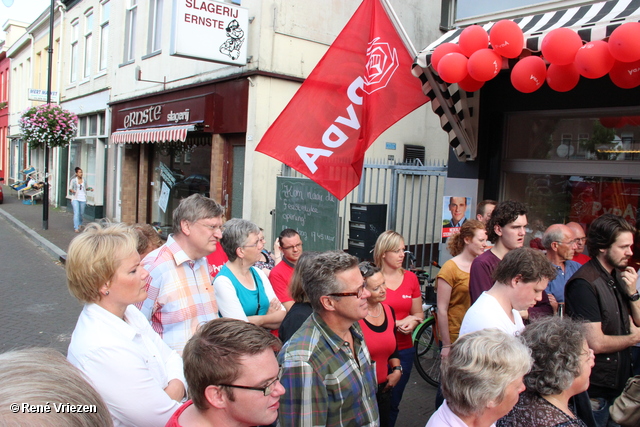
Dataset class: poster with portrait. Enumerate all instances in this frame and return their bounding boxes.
[442,196,471,241]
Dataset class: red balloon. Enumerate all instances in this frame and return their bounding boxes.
[541,28,583,65]
[609,22,640,63]
[459,25,489,57]
[437,52,469,84]
[609,59,640,89]
[467,49,503,81]
[546,63,580,92]
[599,117,625,128]
[458,74,484,92]
[574,40,615,79]
[431,43,463,70]
[490,20,524,58]
[510,56,547,93]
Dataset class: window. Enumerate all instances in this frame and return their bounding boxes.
[124,0,137,62]
[70,19,79,82]
[99,0,110,70]
[83,10,94,78]
[403,144,426,164]
[148,0,163,54]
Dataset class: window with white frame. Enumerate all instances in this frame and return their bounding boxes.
[99,0,110,71]
[70,19,79,82]
[124,0,137,62]
[148,0,163,54]
[83,9,94,78]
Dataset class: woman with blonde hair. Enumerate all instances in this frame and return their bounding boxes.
[437,219,488,358]
[66,222,186,427]
[373,230,424,426]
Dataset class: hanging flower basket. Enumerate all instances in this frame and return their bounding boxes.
[19,104,78,149]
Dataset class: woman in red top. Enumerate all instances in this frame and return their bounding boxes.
[373,230,424,427]
[358,262,402,427]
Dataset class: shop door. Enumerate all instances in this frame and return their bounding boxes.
[229,145,245,219]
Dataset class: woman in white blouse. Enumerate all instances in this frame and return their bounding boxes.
[214,218,285,330]
[66,222,186,427]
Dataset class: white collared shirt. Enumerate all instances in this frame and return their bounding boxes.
[68,304,185,427]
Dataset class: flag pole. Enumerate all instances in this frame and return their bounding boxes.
[379,0,418,57]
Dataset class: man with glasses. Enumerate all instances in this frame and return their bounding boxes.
[565,214,640,427]
[270,228,304,310]
[166,318,285,427]
[542,224,581,307]
[278,251,379,427]
[139,194,224,355]
[567,221,590,265]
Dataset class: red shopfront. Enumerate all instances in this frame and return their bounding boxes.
[111,80,248,232]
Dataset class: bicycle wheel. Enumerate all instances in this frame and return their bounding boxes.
[413,318,441,387]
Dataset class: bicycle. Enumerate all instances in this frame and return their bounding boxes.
[411,265,441,387]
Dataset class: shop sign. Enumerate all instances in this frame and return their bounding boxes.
[570,181,638,226]
[170,0,249,66]
[28,88,59,103]
[115,96,209,130]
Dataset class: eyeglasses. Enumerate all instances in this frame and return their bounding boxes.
[557,239,577,246]
[281,243,303,251]
[243,239,264,248]
[328,282,366,299]
[197,222,224,233]
[575,237,587,244]
[218,366,284,396]
[358,262,376,279]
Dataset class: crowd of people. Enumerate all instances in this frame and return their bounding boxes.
[3,192,640,427]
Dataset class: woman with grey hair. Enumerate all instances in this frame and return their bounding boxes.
[213,218,285,331]
[426,328,532,427]
[497,316,596,427]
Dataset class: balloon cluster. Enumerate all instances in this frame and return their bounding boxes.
[430,20,640,93]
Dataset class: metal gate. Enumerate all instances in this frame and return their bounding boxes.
[281,158,447,269]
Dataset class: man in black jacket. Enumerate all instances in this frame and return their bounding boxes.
[565,214,640,427]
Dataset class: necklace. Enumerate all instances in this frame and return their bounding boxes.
[368,304,383,318]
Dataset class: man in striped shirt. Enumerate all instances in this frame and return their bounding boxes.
[138,194,224,355]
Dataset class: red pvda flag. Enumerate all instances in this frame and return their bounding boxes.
[255,0,428,200]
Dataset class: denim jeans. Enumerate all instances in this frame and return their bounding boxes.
[72,199,86,231]
[389,347,414,427]
[591,397,621,427]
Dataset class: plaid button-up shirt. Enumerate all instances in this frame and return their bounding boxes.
[138,235,219,355]
[278,312,379,427]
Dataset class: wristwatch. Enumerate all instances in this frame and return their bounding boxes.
[392,365,403,373]
[629,291,640,302]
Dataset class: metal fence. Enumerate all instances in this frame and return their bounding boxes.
[281,158,447,270]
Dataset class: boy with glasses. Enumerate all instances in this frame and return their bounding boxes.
[166,318,285,427]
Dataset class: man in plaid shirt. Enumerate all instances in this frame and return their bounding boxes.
[278,251,379,427]
[139,194,224,355]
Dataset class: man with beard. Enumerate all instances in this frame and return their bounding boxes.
[565,214,640,427]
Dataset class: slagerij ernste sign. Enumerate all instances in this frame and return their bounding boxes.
[171,0,249,66]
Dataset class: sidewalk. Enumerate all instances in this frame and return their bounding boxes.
[0,185,78,263]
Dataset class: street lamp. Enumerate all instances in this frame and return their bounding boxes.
[43,0,55,230]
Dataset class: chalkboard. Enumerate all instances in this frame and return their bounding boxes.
[275,176,339,252]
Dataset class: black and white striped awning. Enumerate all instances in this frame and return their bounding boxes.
[412,0,640,161]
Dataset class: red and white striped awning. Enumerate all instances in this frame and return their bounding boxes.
[111,124,196,144]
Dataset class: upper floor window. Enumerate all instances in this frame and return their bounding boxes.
[148,0,163,54]
[83,9,94,78]
[99,0,110,71]
[124,0,137,62]
[70,19,79,82]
